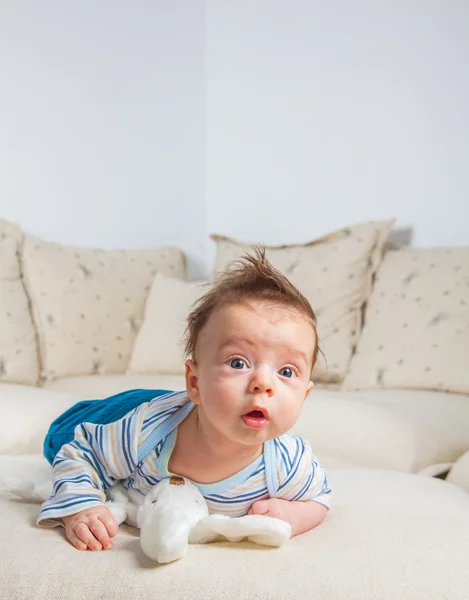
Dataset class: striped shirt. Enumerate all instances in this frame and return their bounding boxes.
[38,391,331,527]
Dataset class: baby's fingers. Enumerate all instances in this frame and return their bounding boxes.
[89,519,113,550]
[99,513,119,538]
[66,530,88,552]
[74,522,102,551]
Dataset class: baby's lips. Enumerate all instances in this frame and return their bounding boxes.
[242,411,269,430]
[243,406,269,419]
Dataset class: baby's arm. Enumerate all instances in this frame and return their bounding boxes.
[248,498,328,537]
[249,435,331,537]
[38,403,148,549]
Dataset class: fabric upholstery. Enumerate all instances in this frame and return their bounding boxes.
[1,459,468,600]
[44,374,188,397]
[0,384,81,454]
[22,235,187,380]
[291,388,469,474]
[447,449,469,493]
[129,273,209,374]
[0,220,39,385]
[343,245,469,393]
[4,380,469,477]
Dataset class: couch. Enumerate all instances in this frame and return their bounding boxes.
[1,218,468,599]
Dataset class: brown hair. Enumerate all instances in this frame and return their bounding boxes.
[184,247,319,370]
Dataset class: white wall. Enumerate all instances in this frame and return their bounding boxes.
[0,1,207,277]
[0,2,468,281]
[206,0,469,247]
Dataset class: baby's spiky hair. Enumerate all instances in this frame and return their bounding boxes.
[184,247,319,370]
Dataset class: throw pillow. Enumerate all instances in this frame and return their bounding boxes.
[22,235,187,381]
[0,220,39,385]
[129,273,209,374]
[343,246,469,394]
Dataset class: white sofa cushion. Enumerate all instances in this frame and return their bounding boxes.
[447,449,469,493]
[44,374,187,398]
[212,220,394,383]
[129,273,209,374]
[291,388,469,474]
[9,379,469,477]
[0,384,81,454]
[343,245,469,394]
[1,461,468,600]
[0,378,187,456]
[0,220,39,385]
[22,235,187,381]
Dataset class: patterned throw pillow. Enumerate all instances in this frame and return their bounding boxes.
[343,246,469,394]
[0,220,39,385]
[211,220,394,383]
[129,272,209,374]
[22,236,187,381]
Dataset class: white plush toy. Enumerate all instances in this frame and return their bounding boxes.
[2,474,291,564]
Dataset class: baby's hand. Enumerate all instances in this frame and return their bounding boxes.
[62,505,118,551]
[248,498,287,521]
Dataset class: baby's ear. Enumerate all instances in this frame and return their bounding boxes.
[305,380,314,398]
[185,360,200,405]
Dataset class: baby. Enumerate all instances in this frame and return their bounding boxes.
[38,249,331,551]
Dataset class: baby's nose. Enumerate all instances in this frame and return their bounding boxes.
[249,367,275,396]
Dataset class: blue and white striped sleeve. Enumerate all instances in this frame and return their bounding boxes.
[37,402,148,527]
[273,434,331,509]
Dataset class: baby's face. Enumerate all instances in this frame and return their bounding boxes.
[185,300,315,447]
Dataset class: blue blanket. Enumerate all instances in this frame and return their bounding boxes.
[43,388,172,464]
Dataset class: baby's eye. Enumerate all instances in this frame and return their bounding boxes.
[278,367,295,378]
[229,358,248,370]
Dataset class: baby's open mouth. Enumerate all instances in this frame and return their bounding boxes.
[246,410,265,418]
[242,408,269,430]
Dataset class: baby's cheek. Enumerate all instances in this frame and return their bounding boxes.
[205,380,241,412]
[279,397,303,428]
[198,370,227,395]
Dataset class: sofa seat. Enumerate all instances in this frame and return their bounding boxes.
[44,373,188,396]
[293,388,469,475]
[1,379,468,480]
[41,377,469,476]
[0,455,468,600]
[447,449,469,493]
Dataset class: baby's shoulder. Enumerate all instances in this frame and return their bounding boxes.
[146,390,190,413]
[270,432,313,466]
[272,431,311,452]
[142,390,191,428]
[266,433,316,493]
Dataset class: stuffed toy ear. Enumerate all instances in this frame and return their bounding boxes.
[190,513,291,547]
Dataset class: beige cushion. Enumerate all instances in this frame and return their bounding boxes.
[1,461,468,600]
[0,376,187,456]
[22,236,187,381]
[292,388,469,474]
[129,273,209,375]
[0,220,39,385]
[0,384,81,454]
[44,373,187,398]
[212,220,394,383]
[0,454,53,487]
[447,449,469,494]
[343,246,469,394]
